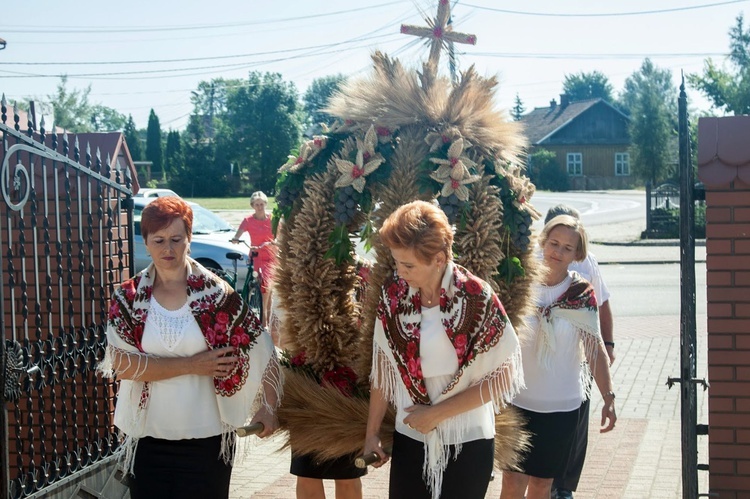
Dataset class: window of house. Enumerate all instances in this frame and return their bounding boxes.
[567,153,582,176]
[615,152,630,176]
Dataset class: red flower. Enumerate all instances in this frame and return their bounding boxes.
[206,329,217,345]
[215,333,228,345]
[108,300,120,319]
[229,335,241,347]
[239,333,251,346]
[406,341,418,359]
[440,293,449,309]
[402,373,412,388]
[464,278,483,296]
[322,366,357,396]
[200,313,212,328]
[291,351,307,366]
[215,311,229,325]
[122,281,136,301]
[376,126,391,136]
[407,358,421,377]
[454,334,468,351]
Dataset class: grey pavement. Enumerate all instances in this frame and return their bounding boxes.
[215,210,709,498]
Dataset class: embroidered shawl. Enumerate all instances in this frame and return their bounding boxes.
[98,258,281,472]
[371,261,523,498]
[535,271,601,395]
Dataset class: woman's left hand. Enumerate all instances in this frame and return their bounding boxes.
[250,406,278,439]
[600,398,617,433]
[403,404,441,434]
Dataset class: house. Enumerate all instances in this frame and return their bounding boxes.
[521,95,632,190]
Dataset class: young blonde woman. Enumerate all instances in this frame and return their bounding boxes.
[500,215,617,499]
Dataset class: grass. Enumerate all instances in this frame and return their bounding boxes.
[185,197,277,211]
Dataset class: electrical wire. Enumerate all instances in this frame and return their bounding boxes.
[462,0,749,18]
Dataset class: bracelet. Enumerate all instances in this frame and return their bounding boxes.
[604,341,615,348]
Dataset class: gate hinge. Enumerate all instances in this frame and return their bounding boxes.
[697,424,709,435]
[666,376,710,391]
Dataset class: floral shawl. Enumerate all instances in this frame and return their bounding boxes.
[535,271,601,396]
[371,261,523,498]
[98,258,281,473]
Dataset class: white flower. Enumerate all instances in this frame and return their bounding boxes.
[433,173,482,202]
[334,150,384,193]
[279,136,328,174]
[430,138,476,181]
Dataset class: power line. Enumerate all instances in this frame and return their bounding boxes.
[467,51,729,60]
[0,33,396,66]
[0,1,406,34]
[462,0,748,17]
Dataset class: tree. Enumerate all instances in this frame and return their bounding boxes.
[44,76,125,132]
[164,130,183,179]
[527,149,569,191]
[123,115,143,162]
[225,71,301,193]
[619,58,676,117]
[623,59,676,185]
[562,71,614,102]
[171,115,229,197]
[511,93,525,121]
[303,74,346,127]
[688,13,750,115]
[146,109,164,180]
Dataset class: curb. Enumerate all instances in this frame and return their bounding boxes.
[598,259,707,265]
[591,239,707,247]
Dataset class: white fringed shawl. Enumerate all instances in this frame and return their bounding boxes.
[98,259,282,473]
[535,271,601,398]
[371,262,523,498]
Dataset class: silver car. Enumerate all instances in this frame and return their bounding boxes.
[132,197,248,288]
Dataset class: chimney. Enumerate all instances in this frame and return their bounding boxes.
[550,98,557,108]
[560,93,569,107]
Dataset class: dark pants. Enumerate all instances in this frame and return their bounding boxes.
[553,398,590,492]
[130,435,233,499]
[389,431,494,499]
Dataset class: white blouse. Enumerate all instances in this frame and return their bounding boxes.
[114,297,223,440]
[396,305,495,444]
[513,274,588,413]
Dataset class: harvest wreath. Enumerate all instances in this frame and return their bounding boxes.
[272,52,541,470]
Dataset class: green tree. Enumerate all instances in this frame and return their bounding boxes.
[527,149,569,191]
[225,71,301,193]
[562,70,614,102]
[303,74,346,126]
[511,93,525,121]
[171,115,229,197]
[123,115,143,162]
[146,109,164,180]
[90,104,126,132]
[43,76,125,132]
[619,58,676,117]
[688,13,750,115]
[164,130,183,179]
[623,59,676,185]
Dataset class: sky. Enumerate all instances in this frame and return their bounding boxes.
[0,0,747,131]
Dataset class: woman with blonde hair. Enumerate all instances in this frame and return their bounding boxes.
[363,200,523,499]
[500,215,617,499]
[232,191,277,335]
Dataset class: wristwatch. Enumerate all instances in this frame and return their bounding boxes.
[604,391,616,402]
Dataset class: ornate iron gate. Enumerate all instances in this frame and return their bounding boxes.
[0,99,133,498]
[666,78,710,498]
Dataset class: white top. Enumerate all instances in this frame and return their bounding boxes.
[116,297,223,439]
[570,253,610,305]
[513,274,587,413]
[396,305,495,444]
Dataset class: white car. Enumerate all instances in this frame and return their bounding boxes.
[132,197,249,288]
[133,188,179,198]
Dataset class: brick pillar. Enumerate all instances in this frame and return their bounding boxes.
[699,115,750,498]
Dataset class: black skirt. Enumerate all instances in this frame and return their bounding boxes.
[514,405,579,479]
[129,435,233,499]
[290,451,367,480]
[388,431,494,499]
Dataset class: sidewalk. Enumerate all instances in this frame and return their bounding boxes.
[229,314,709,498]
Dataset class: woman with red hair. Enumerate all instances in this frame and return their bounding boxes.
[99,196,282,499]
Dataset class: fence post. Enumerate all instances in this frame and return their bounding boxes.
[645,181,652,232]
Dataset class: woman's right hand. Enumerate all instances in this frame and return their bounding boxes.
[192,346,238,377]
[363,434,389,468]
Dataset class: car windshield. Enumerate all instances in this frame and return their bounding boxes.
[192,205,233,234]
[133,203,233,236]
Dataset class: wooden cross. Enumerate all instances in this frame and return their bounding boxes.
[400,0,476,81]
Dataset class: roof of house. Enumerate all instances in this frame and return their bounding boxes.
[697,115,750,186]
[521,98,629,145]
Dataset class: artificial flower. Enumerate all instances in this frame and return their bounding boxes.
[280,135,328,174]
[430,138,476,181]
[435,173,482,202]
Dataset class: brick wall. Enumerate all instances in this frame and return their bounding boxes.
[705,180,750,498]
